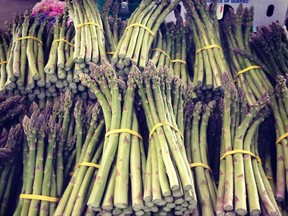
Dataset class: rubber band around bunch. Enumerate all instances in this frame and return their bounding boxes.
[17,36,43,45]
[125,23,155,36]
[76,162,101,169]
[106,52,115,55]
[77,22,103,31]
[0,61,7,65]
[171,59,187,64]
[149,121,184,140]
[190,162,212,172]
[19,194,59,202]
[105,128,143,140]
[52,38,74,47]
[196,44,223,54]
[152,48,171,61]
[236,65,262,77]
[276,132,288,144]
[220,149,262,164]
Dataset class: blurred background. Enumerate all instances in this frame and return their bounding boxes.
[0,0,39,29]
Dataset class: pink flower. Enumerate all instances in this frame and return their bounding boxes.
[32,0,66,17]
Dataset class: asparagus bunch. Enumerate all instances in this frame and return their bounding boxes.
[54,102,105,216]
[0,125,23,216]
[183,0,230,100]
[220,5,273,106]
[250,22,288,78]
[0,31,11,92]
[268,75,288,204]
[150,12,190,87]
[184,101,217,215]
[44,11,78,97]
[216,73,279,216]
[132,61,196,215]
[66,0,107,67]
[78,62,146,215]
[111,0,182,69]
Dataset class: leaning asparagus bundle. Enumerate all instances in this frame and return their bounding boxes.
[54,102,105,216]
[250,23,288,77]
[268,75,288,204]
[183,0,230,100]
[132,61,197,215]
[111,0,182,69]
[216,73,279,216]
[66,0,107,67]
[184,101,217,215]
[78,62,146,215]
[220,5,273,106]
[0,125,23,216]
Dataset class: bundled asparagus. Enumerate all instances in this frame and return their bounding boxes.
[111,0,182,69]
[184,101,217,215]
[66,0,107,67]
[183,0,230,100]
[0,125,23,216]
[250,23,288,78]
[133,61,196,215]
[220,5,274,106]
[0,31,11,92]
[77,62,146,215]
[216,73,279,216]
[268,75,288,204]
[150,11,190,87]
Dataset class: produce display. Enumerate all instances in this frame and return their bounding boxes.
[0,0,287,215]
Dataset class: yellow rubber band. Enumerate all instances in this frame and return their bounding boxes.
[171,59,187,64]
[196,44,223,54]
[53,38,74,47]
[77,22,103,31]
[0,61,7,65]
[76,162,100,169]
[125,23,155,36]
[152,48,171,62]
[220,149,262,164]
[105,128,143,140]
[20,194,59,202]
[266,176,273,180]
[106,52,115,55]
[149,121,184,140]
[276,132,288,144]
[17,36,43,45]
[190,163,212,172]
[236,66,262,77]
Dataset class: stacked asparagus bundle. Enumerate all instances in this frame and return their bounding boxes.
[250,22,288,77]
[133,61,197,215]
[111,0,182,69]
[183,0,230,100]
[0,31,10,92]
[44,9,77,95]
[216,74,279,216]
[77,62,146,215]
[0,124,23,216]
[151,11,190,87]
[184,101,217,215]
[220,5,274,106]
[66,0,107,67]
